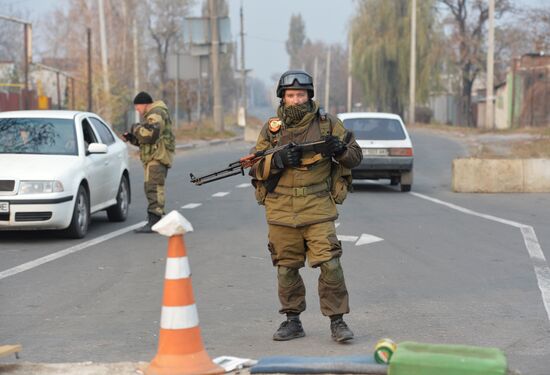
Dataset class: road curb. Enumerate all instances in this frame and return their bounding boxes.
[0,362,257,375]
[175,136,245,150]
[0,361,149,375]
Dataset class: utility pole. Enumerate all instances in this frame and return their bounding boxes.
[97,0,111,99]
[87,27,93,112]
[313,56,318,92]
[133,16,139,122]
[0,16,32,109]
[239,2,247,126]
[486,0,495,129]
[233,40,239,115]
[347,32,353,112]
[209,0,224,132]
[56,71,61,109]
[71,77,75,109]
[324,47,331,110]
[23,23,31,109]
[175,52,179,130]
[408,0,417,126]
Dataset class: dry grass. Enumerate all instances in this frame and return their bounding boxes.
[174,114,263,141]
[510,138,550,158]
[410,123,550,158]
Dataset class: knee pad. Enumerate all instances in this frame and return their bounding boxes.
[320,258,344,284]
[277,266,300,288]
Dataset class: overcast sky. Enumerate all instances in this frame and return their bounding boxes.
[1,0,546,85]
[210,0,355,84]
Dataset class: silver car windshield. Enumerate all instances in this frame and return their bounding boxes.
[343,118,406,140]
[0,118,77,155]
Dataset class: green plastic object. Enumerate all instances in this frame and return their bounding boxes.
[389,341,507,375]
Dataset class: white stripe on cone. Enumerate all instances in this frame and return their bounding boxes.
[165,257,191,280]
[161,305,200,329]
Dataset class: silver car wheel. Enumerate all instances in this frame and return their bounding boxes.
[118,179,129,216]
[76,189,89,231]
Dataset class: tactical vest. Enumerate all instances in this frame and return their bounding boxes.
[263,108,353,205]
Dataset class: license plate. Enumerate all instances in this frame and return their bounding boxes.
[363,148,388,156]
[0,201,8,213]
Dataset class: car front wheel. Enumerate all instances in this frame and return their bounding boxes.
[64,185,90,238]
[107,175,130,222]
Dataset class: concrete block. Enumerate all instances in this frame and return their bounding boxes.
[523,159,550,192]
[452,158,523,192]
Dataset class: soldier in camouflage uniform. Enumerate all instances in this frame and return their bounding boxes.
[250,70,363,342]
[123,91,175,233]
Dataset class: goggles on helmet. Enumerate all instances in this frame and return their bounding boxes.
[279,72,313,87]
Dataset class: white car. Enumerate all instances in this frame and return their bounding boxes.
[0,110,131,238]
[338,112,414,192]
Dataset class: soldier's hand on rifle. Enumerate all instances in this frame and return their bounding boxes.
[273,147,303,168]
[323,135,346,157]
[122,131,137,144]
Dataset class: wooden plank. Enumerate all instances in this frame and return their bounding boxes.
[0,344,21,358]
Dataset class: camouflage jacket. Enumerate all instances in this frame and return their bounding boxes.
[130,100,175,167]
[250,101,362,227]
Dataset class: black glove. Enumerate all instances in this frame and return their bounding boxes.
[323,135,346,157]
[273,146,303,168]
[122,131,137,144]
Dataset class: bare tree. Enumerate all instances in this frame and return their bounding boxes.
[145,0,195,99]
[439,0,512,126]
[0,6,33,84]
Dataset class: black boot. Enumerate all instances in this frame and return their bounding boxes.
[273,315,305,341]
[134,213,161,233]
[330,316,354,342]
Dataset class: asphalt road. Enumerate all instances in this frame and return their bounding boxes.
[1,130,549,374]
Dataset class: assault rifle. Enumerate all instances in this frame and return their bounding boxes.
[190,138,332,186]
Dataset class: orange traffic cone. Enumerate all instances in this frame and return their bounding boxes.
[146,211,224,375]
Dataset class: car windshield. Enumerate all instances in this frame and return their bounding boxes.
[0,118,77,155]
[343,118,406,140]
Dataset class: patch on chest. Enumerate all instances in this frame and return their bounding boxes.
[268,117,282,134]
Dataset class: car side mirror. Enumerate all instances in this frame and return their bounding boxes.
[87,143,108,154]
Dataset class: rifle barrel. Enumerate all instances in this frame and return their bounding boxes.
[189,138,329,186]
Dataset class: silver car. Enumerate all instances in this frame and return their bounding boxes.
[0,110,131,238]
[338,112,414,192]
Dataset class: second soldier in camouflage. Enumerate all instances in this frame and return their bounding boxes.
[124,91,176,233]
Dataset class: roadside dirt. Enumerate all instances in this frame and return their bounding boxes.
[409,124,550,158]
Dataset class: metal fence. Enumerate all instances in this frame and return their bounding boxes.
[512,66,550,128]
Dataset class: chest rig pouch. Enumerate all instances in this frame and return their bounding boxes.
[316,109,353,205]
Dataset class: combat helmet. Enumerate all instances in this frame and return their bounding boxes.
[276,70,314,98]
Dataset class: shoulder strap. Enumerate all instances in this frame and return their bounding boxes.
[317,106,333,137]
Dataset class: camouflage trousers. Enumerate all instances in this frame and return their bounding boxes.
[267,221,350,317]
[144,160,168,216]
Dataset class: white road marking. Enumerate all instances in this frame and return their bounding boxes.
[356,233,384,246]
[0,221,147,280]
[339,233,384,246]
[236,183,251,188]
[410,192,524,228]
[212,192,230,197]
[338,235,359,242]
[411,191,550,323]
[181,203,202,209]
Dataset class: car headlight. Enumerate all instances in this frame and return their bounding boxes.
[19,180,64,194]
